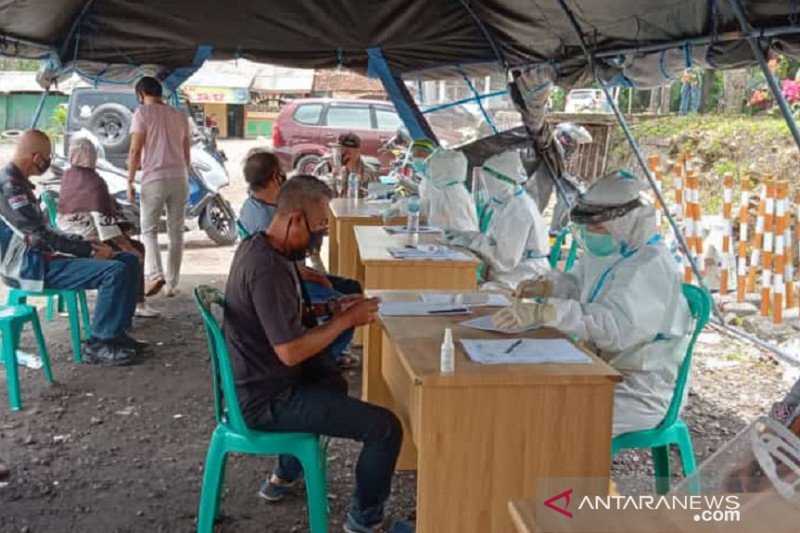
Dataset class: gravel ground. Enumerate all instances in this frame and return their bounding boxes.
[0,139,796,531]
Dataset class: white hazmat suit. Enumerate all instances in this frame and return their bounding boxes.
[423,149,478,232]
[441,151,550,291]
[494,171,692,436]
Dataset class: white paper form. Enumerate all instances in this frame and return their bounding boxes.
[460,339,591,365]
[421,293,511,308]
[384,226,443,235]
[387,245,472,261]
[379,301,474,317]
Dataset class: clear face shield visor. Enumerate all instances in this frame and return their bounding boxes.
[568,198,642,257]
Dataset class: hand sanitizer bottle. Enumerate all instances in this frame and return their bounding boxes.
[347,172,359,201]
[440,327,455,373]
[406,195,420,233]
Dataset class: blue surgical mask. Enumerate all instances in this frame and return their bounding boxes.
[580,227,618,257]
[411,159,427,177]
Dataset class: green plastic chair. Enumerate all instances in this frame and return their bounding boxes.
[39,189,58,227]
[193,286,328,533]
[236,219,249,240]
[549,228,579,272]
[0,304,53,410]
[38,189,93,331]
[7,289,91,364]
[610,284,711,494]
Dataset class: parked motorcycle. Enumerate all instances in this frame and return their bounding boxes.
[43,128,237,246]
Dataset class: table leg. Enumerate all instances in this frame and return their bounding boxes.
[362,320,417,470]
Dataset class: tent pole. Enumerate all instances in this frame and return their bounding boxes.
[366,47,436,143]
[728,0,800,153]
[30,87,51,129]
[552,0,718,315]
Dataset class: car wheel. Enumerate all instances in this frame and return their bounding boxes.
[294,154,322,175]
[88,103,133,154]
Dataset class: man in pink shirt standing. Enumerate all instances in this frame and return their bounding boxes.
[127,77,190,298]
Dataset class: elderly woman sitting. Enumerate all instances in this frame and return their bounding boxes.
[57,137,159,318]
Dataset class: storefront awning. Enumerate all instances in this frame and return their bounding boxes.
[182,85,250,104]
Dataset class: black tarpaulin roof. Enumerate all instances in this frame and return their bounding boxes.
[1,1,800,87]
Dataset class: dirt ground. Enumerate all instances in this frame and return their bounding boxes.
[0,139,795,532]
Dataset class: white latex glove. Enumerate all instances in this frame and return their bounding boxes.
[441,229,474,248]
[492,300,557,330]
[513,276,554,299]
[380,201,404,222]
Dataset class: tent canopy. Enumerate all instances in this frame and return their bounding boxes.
[1,1,800,88]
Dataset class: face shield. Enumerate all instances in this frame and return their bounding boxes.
[569,198,643,257]
[409,141,435,179]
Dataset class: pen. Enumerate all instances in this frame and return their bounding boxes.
[504,339,523,354]
[427,308,469,315]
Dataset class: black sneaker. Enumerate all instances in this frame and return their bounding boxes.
[114,333,150,352]
[257,477,297,502]
[85,339,139,366]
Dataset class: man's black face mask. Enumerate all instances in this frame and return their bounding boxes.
[282,212,324,261]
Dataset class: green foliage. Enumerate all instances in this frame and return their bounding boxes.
[45,104,67,140]
[0,58,41,71]
[550,87,566,112]
[713,159,738,177]
[50,104,66,128]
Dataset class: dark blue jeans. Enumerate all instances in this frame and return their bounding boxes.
[43,253,139,340]
[304,274,361,359]
[680,82,702,114]
[251,374,402,528]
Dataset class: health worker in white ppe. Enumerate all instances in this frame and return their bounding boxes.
[441,151,550,291]
[493,170,692,436]
[423,149,478,232]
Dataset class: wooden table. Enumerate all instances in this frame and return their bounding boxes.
[509,499,537,533]
[327,198,404,278]
[363,291,622,533]
[353,225,480,291]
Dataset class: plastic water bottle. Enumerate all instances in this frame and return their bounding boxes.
[347,172,359,201]
[440,327,455,373]
[406,195,420,233]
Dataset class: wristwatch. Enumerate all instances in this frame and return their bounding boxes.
[325,299,337,316]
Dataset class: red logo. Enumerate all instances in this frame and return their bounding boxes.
[544,489,574,518]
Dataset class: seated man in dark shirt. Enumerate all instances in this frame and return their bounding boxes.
[224,175,405,533]
[0,130,141,366]
[238,151,361,368]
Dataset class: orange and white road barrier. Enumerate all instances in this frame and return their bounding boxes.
[685,170,704,279]
[785,191,796,309]
[673,161,685,223]
[683,170,698,283]
[736,178,750,303]
[772,181,789,324]
[748,180,766,293]
[720,173,733,296]
[760,179,776,318]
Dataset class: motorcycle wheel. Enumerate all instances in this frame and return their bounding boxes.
[202,197,237,246]
[295,154,322,175]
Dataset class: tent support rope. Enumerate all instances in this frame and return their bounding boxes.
[457,0,508,69]
[29,88,50,129]
[728,0,800,153]
[552,0,719,319]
